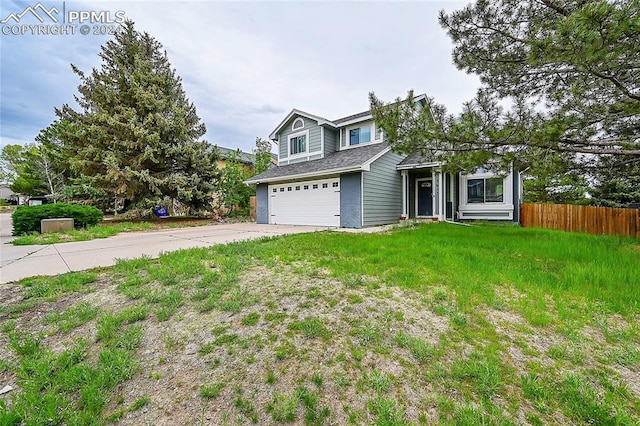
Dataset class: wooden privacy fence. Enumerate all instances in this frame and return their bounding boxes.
[520,203,640,239]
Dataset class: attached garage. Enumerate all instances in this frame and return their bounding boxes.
[268,178,340,226]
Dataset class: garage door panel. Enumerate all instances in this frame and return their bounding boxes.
[269,178,340,226]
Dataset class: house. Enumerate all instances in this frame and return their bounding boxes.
[216,146,255,170]
[0,183,15,202]
[245,95,520,228]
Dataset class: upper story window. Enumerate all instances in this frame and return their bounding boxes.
[467,177,504,203]
[349,125,371,145]
[289,131,308,156]
[292,118,304,131]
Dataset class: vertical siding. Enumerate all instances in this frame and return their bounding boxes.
[256,184,268,224]
[362,150,404,226]
[340,173,362,228]
[324,128,338,155]
[277,116,322,160]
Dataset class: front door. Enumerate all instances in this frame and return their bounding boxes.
[417,179,433,216]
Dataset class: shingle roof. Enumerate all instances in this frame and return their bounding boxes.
[333,110,371,125]
[397,152,441,168]
[216,146,254,164]
[245,143,390,184]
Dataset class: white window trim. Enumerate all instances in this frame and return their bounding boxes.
[287,129,310,159]
[291,118,305,131]
[341,121,383,150]
[459,170,513,211]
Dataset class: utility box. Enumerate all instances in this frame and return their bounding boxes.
[41,218,74,234]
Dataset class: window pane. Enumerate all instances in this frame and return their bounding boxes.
[467,179,484,203]
[360,126,371,143]
[290,135,306,154]
[349,129,359,145]
[485,178,504,202]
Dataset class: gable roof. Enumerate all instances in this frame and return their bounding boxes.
[245,143,392,184]
[270,94,431,140]
[269,109,336,140]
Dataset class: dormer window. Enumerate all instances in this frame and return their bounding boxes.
[292,118,304,131]
[349,125,371,145]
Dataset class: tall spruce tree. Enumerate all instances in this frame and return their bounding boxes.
[57,20,218,213]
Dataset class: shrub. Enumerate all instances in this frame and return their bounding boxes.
[12,204,103,235]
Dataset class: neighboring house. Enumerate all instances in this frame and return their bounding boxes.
[216,146,255,170]
[0,183,15,201]
[245,95,520,228]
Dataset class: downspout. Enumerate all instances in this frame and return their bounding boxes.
[401,170,408,219]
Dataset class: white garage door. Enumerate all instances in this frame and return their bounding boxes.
[269,178,340,226]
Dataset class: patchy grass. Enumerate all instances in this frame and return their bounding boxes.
[1,223,639,424]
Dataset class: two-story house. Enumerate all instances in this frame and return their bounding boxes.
[245,95,521,228]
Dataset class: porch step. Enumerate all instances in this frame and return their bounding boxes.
[398,217,438,226]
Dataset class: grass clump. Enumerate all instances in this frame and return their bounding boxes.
[200,382,225,398]
[45,301,99,333]
[288,316,332,340]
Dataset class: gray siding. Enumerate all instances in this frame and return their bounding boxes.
[362,150,404,226]
[324,128,338,155]
[256,184,269,224]
[340,173,362,228]
[277,116,322,160]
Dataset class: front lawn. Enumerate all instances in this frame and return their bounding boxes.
[1,223,638,424]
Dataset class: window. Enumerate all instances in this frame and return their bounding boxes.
[272,188,277,193]
[290,134,306,155]
[304,185,309,190]
[467,177,504,203]
[295,186,300,191]
[280,187,285,192]
[332,182,339,187]
[292,118,304,131]
[349,125,372,145]
[312,184,318,189]
[322,183,328,188]
[287,187,292,191]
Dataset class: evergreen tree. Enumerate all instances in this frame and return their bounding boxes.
[371,0,639,180]
[590,155,640,207]
[56,20,218,213]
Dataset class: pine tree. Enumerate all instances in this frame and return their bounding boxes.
[57,20,218,213]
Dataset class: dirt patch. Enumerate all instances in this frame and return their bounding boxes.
[99,264,451,425]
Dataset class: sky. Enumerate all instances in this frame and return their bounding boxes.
[0,0,479,154]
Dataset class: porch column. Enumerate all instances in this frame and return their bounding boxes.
[401,170,408,219]
[438,169,445,220]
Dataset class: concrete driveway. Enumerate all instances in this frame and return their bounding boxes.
[0,214,328,283]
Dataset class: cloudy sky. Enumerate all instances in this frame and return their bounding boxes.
[0,0,479,154]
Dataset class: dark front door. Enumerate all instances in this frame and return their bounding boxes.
[417,180,433,216]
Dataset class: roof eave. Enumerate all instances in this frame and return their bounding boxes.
[269,109,336,140]
[245,165,365,185]
[396,160,444,170]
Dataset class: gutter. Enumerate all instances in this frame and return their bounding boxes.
[245,164,366,185]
